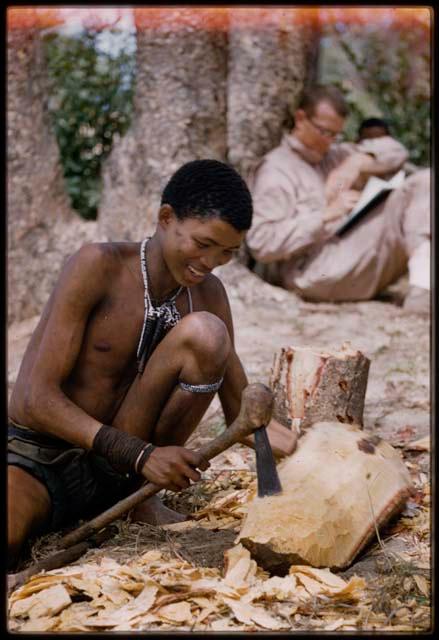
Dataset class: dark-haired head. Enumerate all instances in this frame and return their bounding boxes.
[284,85,348,132]
[298,85,349,120]
[289,85,347,163]
[161,159,253,231]
[358,117,390,140]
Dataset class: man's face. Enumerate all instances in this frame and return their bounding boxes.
[293,100,345,163]
[159,207,245,287]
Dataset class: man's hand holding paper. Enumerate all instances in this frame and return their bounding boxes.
[323,189,361,223]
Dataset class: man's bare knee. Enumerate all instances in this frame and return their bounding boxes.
[8,466,51,567]
[180,311,231,373]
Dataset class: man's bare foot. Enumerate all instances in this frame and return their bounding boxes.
[130,494,188,526]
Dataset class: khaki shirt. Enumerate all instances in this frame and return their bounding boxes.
[246,133,409,267]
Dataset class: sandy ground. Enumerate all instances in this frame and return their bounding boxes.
[7,261,431,630]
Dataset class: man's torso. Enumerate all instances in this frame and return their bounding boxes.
[9,242,223,427]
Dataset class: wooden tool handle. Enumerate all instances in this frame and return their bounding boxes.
[59,383,273,550]
[197,382,273,460]
[8,528,115,594]
[59,483,162,549]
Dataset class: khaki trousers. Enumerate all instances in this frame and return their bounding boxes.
[282,169,430,302]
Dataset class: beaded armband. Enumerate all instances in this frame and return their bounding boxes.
[179,377,224,394]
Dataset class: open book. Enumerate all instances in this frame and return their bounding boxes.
[334,169,406,237]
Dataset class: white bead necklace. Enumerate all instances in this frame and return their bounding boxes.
[137,238,184,373]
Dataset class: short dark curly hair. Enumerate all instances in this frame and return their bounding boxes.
[161,159,253,231]
[358,117,390,136]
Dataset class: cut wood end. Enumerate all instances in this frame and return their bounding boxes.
[270,344,370,429]
[281,343,367,361]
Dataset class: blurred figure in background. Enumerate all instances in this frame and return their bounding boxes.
[357,117,390,141]
[358,117,419,178]
[245,85,430,313]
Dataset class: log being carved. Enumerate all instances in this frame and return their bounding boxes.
[269,342,371,432]
[237,421,412,572]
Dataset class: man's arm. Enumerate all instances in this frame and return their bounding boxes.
[210,278,297,458]
[325,136,409,203]
[15,244,213,491]
[17,244,112,449]
[246,160,333,265]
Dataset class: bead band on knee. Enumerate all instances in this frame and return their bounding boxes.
[179,377,223,394]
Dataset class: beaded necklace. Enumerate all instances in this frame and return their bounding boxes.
[137,238,184,374]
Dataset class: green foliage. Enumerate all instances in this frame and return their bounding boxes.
[318,19,431,166]
[44,28,135,219]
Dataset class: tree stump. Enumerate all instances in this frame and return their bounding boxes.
[269,342,370,432]
[237,421,412,572]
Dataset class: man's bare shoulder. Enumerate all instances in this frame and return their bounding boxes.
[69,242,126,269]
[194,272,230,313]
[49,242,136,308]
[63,242,138,282]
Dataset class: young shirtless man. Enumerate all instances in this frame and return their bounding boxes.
[8,159,297,569]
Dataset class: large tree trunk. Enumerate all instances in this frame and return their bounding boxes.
[98,8,319,241]
[227,8,320,178]
[7,7,320,324]
[97,8,228,242]
[7,12,97,325]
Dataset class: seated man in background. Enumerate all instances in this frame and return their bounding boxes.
[8,159,297,569]
[245,86,430,312]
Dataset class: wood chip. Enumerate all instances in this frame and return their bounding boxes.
[246,575,298,601]
[193,600,220,624]
[413,574,429,597]
[324,617,358,631]
[86,582,158,628]
[161,520,198,532]
[289,565,365,601]
[210,617,237,631]
[15,616,58,632]
[405,435,430,451]
[224,597,287,630]
[223,544,257,587]
[158,601,193,623]
[9,574,66,600]
[290,565,347,589]
[9,584,71,619]
[98,575,133,605]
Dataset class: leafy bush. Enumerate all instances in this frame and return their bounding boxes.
[44,27,135,219]
[318,16,431,166]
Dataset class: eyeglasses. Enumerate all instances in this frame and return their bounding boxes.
[308,117,342,142]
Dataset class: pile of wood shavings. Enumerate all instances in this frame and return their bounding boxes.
[8,441,431,632]
[8,544,366,632]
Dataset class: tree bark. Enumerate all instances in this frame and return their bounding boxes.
[227,8,320,179]
[98,8,228,242]
[269,343,371,431]
[7,14,97,325]
[8,8,321,321]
